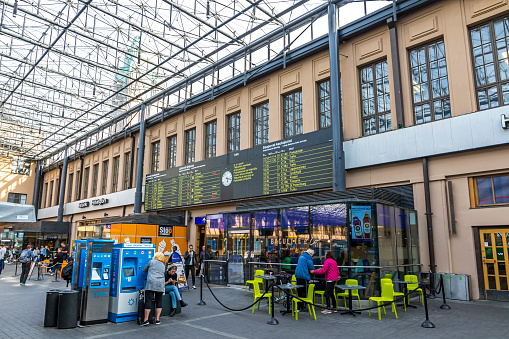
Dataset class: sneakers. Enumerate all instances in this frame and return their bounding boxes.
[192,286,196,289]
[19,282,24,285]
[321,309,332,314]
[180,300,188,307]
[140,320,150,326]
[155,320,161,325]
[169,309,176,317]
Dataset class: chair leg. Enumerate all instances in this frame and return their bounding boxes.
[245,283,248,295]
[311,305,316,320]
[357,295,361,310]
[378,302,381,320]
[393,303,398,319]
[321,294,324,310]
[257,301,260,310]
[252,302,256,313]
[368,300,371,317]
[383,305,386,315]
[343,297,347,309]
[268,297,271,315]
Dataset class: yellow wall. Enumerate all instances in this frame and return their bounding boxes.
[0,156,36,204]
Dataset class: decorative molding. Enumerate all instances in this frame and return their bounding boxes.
[113,145,121,156]
[203,105,216,121]
[409,15,439,41]
[102,150,109,160]
[225,93,241,113]
[471,0,508,18]
[250,82,268,103]
[280,68,301,92]
[124,139,131,151]
[93,154,99,164]
[184,112,196,127]
[359,38,383,60]
[68,164,74,172]
[150,128,161,141]
[84,157,91,167]
[314,55,330,78]
[166,120,177,135]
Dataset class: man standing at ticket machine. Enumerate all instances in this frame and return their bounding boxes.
[184,245,197,289]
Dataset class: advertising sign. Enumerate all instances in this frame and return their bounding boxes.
[351,206,372,241]
[158,226,173,237]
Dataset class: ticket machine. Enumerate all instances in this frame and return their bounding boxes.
[78,239,114,325]
[71,240,88,290]
[108,243,155,322]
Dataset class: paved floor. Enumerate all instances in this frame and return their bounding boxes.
[0,263,507,339]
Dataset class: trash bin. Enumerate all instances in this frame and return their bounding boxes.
[44,290,61,327]
[57,290,79,329]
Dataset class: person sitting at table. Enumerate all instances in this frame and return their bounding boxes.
[295,248,315,311]
[312,251,339,314]
[281,250,292,272]
[49,248,64,276]
[165,265,188,316]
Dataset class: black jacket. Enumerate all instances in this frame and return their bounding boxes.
[184,251,197,266]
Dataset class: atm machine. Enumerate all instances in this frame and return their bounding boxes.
[108,243,155,323]
[73,239,114,325]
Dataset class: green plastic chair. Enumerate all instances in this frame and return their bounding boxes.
[252,281,272,314]
[381,278,405,312]
[369,282,398,320]
[404,274,424,305]
[245,269,264,295]
[292,284,317,320]
[336,279,362,310]
[384,273,393,279]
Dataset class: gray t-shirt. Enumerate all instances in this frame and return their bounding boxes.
[143,259,166,292]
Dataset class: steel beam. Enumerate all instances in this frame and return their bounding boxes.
[57,145,69,222]
[134,104,146,214]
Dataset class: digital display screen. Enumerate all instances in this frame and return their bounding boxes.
[91,268,101,281]
[145,129,333,210]
[123,268,135,277]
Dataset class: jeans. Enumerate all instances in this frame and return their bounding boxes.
[51,263,61,274]
[165,285,182,308]
[0,259,4,274]
[185,265,196,286]
[20,263,31,284]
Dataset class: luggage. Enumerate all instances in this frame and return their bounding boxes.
[161,292,182,316]
[137,289,155,325]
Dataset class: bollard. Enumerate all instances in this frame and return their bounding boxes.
[267,284,279,325]
[421,283,435,328]
[197,274,206,306]
[439,275,451,310]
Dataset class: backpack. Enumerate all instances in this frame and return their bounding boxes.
[61,262,73,281]
[18,250,31,264]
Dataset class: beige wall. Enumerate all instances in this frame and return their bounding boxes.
[0,156,36,204]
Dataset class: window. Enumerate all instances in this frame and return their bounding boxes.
[42,182,48,208]
[227,113,241,152]
[49,181,54,207]
[471,18,509,109]
[75,170,80,201]
[283,91,303,137]
[11,157,30,175]
[55,178,60,205]
[112,157,119,193]
[67,173,74,202]
[92,164,99,197]
[7,193,27,204]
[474,174,509,206]
[124,152,131,190]
[318,80,331,128]
[410,41,450,124]
[360,60,391,135]
[185,128,196,164]
[83,167,90,199]
[150,141,160,173]
[101,160,109,195]
[253,102,269,145]
[204,121,217,159]
[167,136,177,169]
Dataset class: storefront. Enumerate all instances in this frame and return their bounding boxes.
[1,221,70,253]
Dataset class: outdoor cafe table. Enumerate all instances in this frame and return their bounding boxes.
[256,274,277,292]
[276,284,303,315]
[393,280,418,309]
[336,284,366,317]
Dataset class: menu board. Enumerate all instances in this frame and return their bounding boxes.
[145,128,333,211]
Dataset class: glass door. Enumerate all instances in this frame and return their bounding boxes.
[480,229,509,300]
[227,213,250,285]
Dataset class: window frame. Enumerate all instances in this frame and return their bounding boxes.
[7,193,27,204]
[283,90,303,138]
[112,156,120,193]
[227,112,241,152]
[123,152,131,190]
[101,160,109,196]
[67,173,74,203]
[83,167,90,199]
[92,164,99,197]
[167,135,177,169]
[185,128,196,164]
[42,182,48,208]
[49,180,54,207]
[75,170,81,201]
[317,80,332,129]
[151,141,161,173]
[205,120,217,159]
[471,174,509,207]
[253,101,269,146]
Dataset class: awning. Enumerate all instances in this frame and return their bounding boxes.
[0,201,36,223]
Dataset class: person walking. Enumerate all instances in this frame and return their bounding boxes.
[141,252,167,326]
[170,246,182,263]
[19,244,34,285]
[0,245,6,274]
[184,245,197,289]
[165,265,188,316]
[313,251,340,314]
[294,248,315,311]
[199,245,206,276]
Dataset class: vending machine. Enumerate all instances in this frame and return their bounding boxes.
[71,240,88,290]
[108,243,155,323]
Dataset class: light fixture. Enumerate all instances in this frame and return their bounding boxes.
[82,215,86,219]
[104,212,108,217]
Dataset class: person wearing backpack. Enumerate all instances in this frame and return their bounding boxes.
[0,245,6,274]
[19,244,34,285]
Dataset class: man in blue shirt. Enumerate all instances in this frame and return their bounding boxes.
[19,244,34,285]
[295,248,315,310]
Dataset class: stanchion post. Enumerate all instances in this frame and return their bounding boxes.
[197,274,206,306]
[421,283,435,328]
[53,265,60,283]
[267,284,279,325]
[439,275,451,310]
[14,261,18,277]
[428,268,436,299]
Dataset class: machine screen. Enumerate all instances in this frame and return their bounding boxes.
[123,268,135,277]
[91,268,101,281]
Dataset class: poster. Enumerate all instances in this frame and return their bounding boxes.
[351,206,372,241]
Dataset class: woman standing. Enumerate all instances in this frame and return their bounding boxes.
[141,252,166,326]
[313,251,340,314]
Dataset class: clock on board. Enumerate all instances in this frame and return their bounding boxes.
[222,170,233,186]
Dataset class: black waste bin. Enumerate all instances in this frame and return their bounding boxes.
[44,290,62,327]
[57,290,79,329]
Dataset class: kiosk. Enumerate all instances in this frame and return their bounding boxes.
[71,240,88,290]
[108,243,155,323]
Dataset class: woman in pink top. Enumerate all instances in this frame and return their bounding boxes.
[313,251,340,314]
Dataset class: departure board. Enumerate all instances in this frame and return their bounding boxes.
[145,128,333,211]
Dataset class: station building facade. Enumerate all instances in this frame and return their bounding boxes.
[33,0,509,300]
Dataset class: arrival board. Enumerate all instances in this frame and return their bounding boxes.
[145,128,333,211]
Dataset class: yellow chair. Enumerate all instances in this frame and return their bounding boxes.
[292,284,316,320]
[369,282,398,320]
[381,278,405,312]
[405,274,424,305]
[384,273,393,279]
[336,279,362,310]
[245,269,264,295]
[252,282,272,314]
[314,289,326,309]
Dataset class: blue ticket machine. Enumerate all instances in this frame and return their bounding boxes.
[79,239,114,325]
[108,243,155,322]
[71,240,88,290]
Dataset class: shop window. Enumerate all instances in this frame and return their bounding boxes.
[7,193,27,204]
[123,152,131,190]
[67,173,74,202]
[83,167,90,199]
[310,204,346,262]
[281,207,309,255]
[227,112,241,152]
[167,135,177,168]
[227,213,250,284]
[205,121,217,159]
[283,91,303,137]
[205,214,226,259]
[360,60,391,135]
[101,160,109,195]
[473,174,509,206]
[92,164,99,197]
[151,141,160,173]
[350,205,376,286]
[253,210,278,260]
[112,156,119,193]
[318,80,331,128]
[253,102,269,145]
[185,128,196,164]
[410,40,450,124]
[470,18,509,109]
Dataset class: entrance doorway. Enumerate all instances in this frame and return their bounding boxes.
[480,228,509,300]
